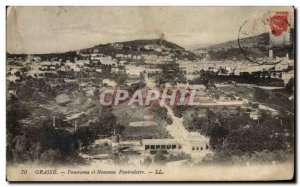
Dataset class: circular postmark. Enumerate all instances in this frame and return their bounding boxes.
[238,12,292,65]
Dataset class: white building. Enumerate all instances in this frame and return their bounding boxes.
[125,65,144,76]
[102,79,117,87]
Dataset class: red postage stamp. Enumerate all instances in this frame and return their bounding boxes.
[268,12,289,37]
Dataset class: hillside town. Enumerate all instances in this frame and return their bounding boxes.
[7,37,294,167]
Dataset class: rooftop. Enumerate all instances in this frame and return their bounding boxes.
[142,139,179,145]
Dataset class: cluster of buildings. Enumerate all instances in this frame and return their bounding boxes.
[7,44,294,166]
[8,46,294,89]
[178,50,294,84]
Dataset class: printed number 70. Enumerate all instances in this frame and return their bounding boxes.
[21,169,27,175]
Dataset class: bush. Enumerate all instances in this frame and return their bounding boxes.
[154,151,167,165]
[166,117,172,124]
[39,149,62,165]
[144,156,152,166]
[168,152,191,162]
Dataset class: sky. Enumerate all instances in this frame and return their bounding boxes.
[7,6,294,54]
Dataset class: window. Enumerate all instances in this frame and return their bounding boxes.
[145,145,149,150]
[150,145,155,149]
[156,145,161,149]
[196,147,199,150]
[172,145,177,149]
[201,147,203,150]
[178,145,182,149]
[167,145,171,149]
[206,144,209,150]
[192,147,195,151]
[161,145,166,149]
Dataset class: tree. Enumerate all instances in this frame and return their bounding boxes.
[209,125,228,151]
[74,127,96,146]
[285,78,294,93]
[39,149,62,165]
[110,149,129,165]
[115,72,128,85]
[144,157,152,166]
[154,151,167,165]
[13,135,33,162]
[151,105,168,125]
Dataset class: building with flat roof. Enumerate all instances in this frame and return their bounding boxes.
[142,139,181,151]
[142,136,211,155]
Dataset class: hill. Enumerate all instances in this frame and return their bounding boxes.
[79,39,198,60]
[118,39,185,51]
[80,39,185,54]
[193,29,294,61]
[7,39,199,61]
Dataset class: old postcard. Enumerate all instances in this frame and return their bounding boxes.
[6,6,295,181]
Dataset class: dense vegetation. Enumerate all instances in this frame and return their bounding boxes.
[185,109,294,163]
[6,74,120,165]
[155,63,187,85]
[190,69,287,87]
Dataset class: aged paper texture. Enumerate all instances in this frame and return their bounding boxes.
[6,6,295,181]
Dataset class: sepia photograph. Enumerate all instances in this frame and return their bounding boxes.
[6,6,295,182]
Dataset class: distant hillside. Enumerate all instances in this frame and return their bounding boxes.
[193,29,294,61]
[193,32,270,55]
[118,39,185,51]
[80,39,184,54]
[7,38,199,61]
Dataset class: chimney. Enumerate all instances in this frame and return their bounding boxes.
[269,50,273,59]
[78,140,82,153]
[74,121,78,131]
[53,116,56,127]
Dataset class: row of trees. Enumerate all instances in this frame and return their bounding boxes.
[190,69,286,87]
